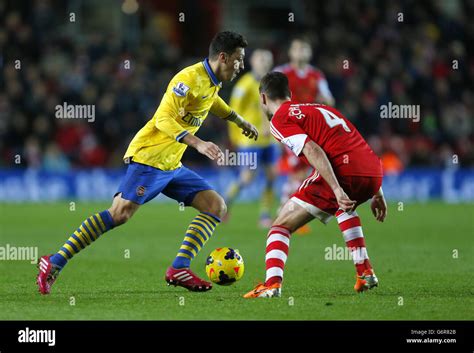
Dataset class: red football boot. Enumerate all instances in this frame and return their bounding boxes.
[165,266,212,292]
[36,255,61,295]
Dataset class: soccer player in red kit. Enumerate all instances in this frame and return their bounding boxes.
[274,37,334,105]
[275,37,335,234]
[244,72,387,298]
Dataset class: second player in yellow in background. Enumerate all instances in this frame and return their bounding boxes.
[225,49,278,228]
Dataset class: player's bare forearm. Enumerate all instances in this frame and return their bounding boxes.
[302,140,341,191]
[181,133,200,149]
[302,140,356,211]
[375,186,384,198]
[316,94,335,106]
[224,111,258,140]
[181,133,222,161]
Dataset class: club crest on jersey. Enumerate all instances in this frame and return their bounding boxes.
[172,82,190,97]
[136,186,146,197]
[289,106,305,119]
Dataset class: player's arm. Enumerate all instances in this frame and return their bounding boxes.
[154,80,194,143]
[211,95,259,141]
[370,187,387,222]
[155,78,222,160]
[316,78,335,106]
[271,115,353,211]
[302,140,355,211]
[155,111,189,143]
[156,106,222,161]
[181,133,222,161]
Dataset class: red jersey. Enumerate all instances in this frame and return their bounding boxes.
[274,64,328,103]
[270,101,383,177]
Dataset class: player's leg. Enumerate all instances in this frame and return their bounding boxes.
[244,172,340,298]
[224,146,260,219]
[37,161,170,294]
[162,167,226,291]
[225,168,256,210]
[263,198,314,283]
[50,193,139,267]
[258,145,279,228]
[337,176,382,292]
[289,169,316,235]
[243,198,314,298]
[335,208,377,292]
[169,189,226,270]
[48,162,165,269]
[37,194,139,295]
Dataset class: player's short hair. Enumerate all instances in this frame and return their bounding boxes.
[290,35,311,46]
[209,31,248,59]
[259,72,291,100]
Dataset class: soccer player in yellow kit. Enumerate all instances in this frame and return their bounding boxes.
[225,49,278,228]
[37,31,258,294]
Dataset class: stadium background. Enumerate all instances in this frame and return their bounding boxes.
[1,0,473,203]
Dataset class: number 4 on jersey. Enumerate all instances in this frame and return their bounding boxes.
[317,107,351,132]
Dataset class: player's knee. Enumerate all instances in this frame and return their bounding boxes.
[272,214,297,233]
[108,204,135,226]
[207,197,227,220]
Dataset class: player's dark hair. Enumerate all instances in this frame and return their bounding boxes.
[259,72,291,100]
[290,35,311,45]
[209,31,248,59]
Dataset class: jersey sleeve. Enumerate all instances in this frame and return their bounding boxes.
[270,114,310,156]
[210,95,233,119]
[153,74,195,142]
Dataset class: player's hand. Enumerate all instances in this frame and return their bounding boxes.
[371,194,387,222]
[333,187,356,212]
[239,120,259,141]
[196,140,223,161]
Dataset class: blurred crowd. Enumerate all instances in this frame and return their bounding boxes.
[1,0,473,173]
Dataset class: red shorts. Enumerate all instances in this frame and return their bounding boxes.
[291,171,382,223]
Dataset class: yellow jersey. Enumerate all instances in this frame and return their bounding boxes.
[228,72,272,147]
[124,59,232,170]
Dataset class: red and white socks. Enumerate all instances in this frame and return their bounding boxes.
[336,209,372,276]
[264,225,290,286]
[263,211,372,286]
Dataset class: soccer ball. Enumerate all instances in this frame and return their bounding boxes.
[205,247,244,285]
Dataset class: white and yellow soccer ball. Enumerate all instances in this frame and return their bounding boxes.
[205,247,244,285]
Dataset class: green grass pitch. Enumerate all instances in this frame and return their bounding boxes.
[0,201,473,320]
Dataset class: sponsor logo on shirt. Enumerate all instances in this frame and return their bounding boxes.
[181,113,203,127]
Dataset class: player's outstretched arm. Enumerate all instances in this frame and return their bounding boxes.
[210,96,258,140]
[302,140,355,212]
[371,187,387,222]
[181,133,223,161]
[224,111,259,141]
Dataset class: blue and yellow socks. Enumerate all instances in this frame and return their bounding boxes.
[50,210,115,268]
[172,212,220,269]
[50,210,218,271]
